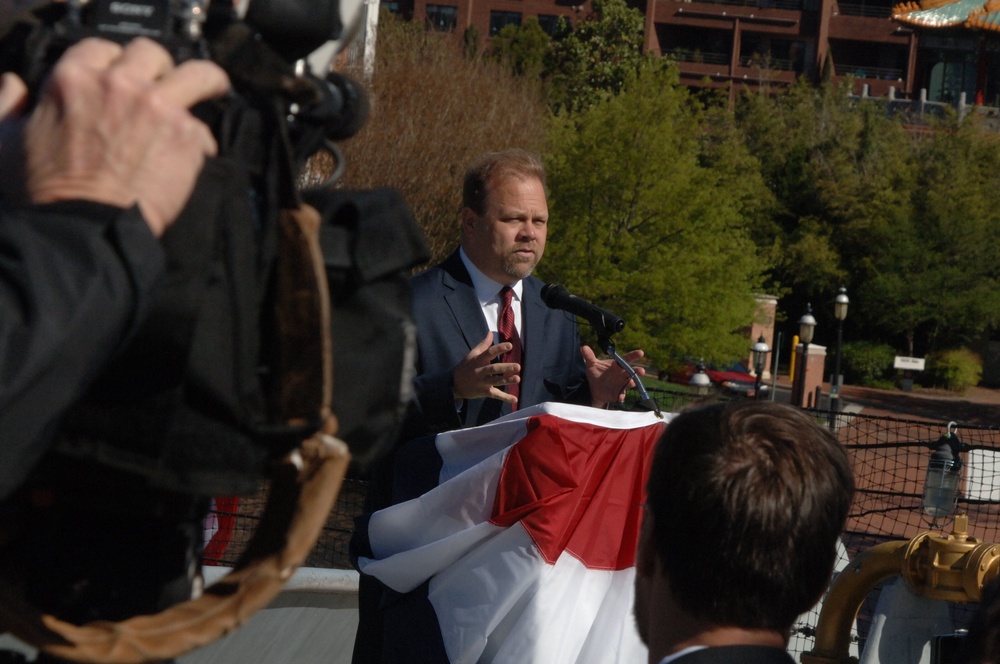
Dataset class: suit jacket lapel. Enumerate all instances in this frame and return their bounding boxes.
[520,277,546,404]
[435,251,505,422]
[438,251,489,351]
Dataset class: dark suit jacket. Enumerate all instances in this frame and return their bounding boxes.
[350,250,593,664]
[667,645,796,663]
[407,249,590,436]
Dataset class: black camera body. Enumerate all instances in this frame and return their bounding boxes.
[1,0,367,170]
[0,0,417,498]
[30,0,214,60]
[1,0,346,73]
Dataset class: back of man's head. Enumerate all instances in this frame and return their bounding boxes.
[646,401,854,632]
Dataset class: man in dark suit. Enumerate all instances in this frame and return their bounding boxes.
[407,148,644,437]
[352,148,646,663]
[633,401,854,664]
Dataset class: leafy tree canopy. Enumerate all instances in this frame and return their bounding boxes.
[734,82,1000,357]
[330,12,1000,366]
[542,63,772,369]
[872,119,1000,354]
[488,18,552,77]
[544,0,648,113]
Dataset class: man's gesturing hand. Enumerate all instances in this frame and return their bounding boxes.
[21,37,230,236]
[582,345,645,408]
[452,332,521,404]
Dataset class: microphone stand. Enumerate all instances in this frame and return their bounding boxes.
[598,335,662,418]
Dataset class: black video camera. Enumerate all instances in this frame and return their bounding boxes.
[0,0,369,173]
[0,2,426,657]
[0,0,426,497]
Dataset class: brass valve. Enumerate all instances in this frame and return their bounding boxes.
[801,514,1000,664]
[902,514,1000,604]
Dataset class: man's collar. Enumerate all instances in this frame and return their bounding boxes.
[657,646,708,664]
[458,247,523,304]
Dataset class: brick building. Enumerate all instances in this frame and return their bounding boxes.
[643,0,913,101]
[385,0,1000,107]
[383,0,588,38]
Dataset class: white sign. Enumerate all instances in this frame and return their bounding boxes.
[893,356,926,371]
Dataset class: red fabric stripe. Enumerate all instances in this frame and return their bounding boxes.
[489,414,664,570]
[203,496,239,564]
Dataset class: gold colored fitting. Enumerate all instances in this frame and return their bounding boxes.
[902,514,1000,603]
[802,514,1000,664]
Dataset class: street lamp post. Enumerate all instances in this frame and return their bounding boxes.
[830,287,850,423]
[797,304,816,407]
[690,358,711,396]
[750,335,770,400]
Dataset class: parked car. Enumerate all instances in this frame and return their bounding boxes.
[665,360,769,398]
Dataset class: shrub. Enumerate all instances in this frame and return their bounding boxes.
[840,341,896,387]
[924,349,982,393]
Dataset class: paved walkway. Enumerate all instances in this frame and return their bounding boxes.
[770,373,1000,426]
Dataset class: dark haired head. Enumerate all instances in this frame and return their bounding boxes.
[645,401,854,631]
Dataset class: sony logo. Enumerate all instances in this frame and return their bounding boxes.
[108,2,156,17]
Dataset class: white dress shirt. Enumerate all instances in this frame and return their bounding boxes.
[458,247,523,339]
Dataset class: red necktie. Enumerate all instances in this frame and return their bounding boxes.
[498,286,522,407]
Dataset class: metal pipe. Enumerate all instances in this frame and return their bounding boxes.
[801,541,908,664]
[802,516,1000,664]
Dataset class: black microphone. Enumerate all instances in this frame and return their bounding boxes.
[540,284,625,337]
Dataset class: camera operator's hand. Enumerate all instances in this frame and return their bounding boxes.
[0,72,28,118]
[7,37,230,236]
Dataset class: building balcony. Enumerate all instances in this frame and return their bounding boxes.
[739,54,798,70]
[828,4,912,40]
[835,63,906,96]
[677,0,804,10]
[666,48,732,65]
[835,63,904,81]
[733,61,799,86]
[835,2,891,18]
[658,0,804,29]
[668,48,800,87]
[833,63,905,84]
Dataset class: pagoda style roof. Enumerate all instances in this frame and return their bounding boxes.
[892,0,1000,31]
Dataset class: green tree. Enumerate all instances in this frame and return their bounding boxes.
[544,0,648,113]
[734,81,909,299]
[699,103,782,294]
[735,83,1000,358]
[542,64,771,368]
[488,18,551,77]
[884,118,1000,354]
[735,83,844,298]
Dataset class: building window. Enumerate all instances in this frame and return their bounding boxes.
[489,11,522,35]
[536,14,566,37]
[426,4,458,32]
[927,55,977,103]
[382,1,401,13]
